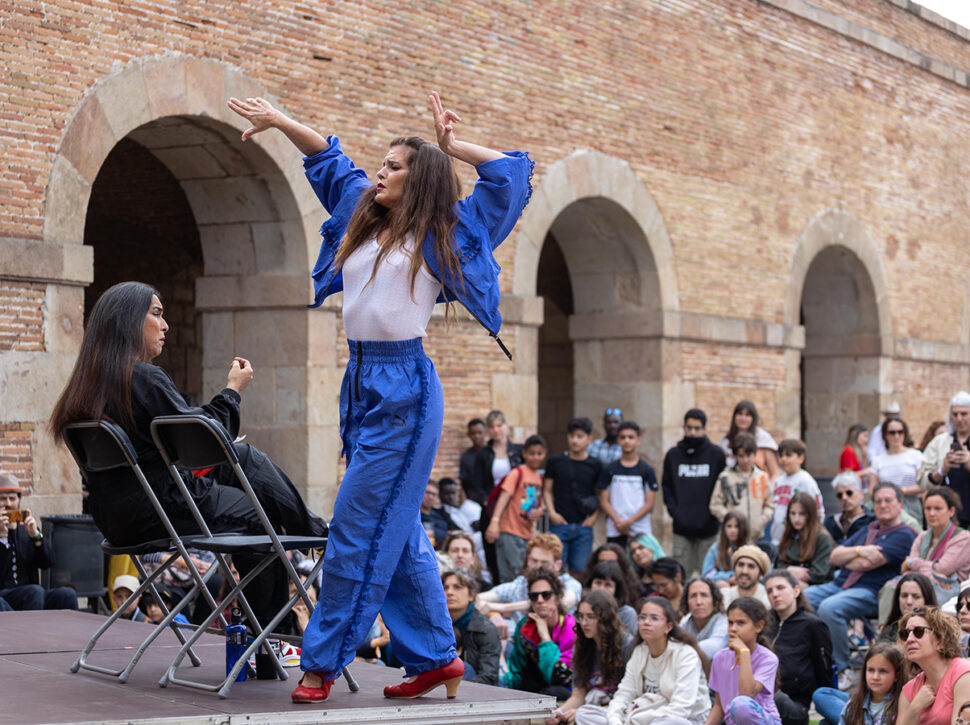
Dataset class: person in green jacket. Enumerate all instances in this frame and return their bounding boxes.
[778,492,835,586]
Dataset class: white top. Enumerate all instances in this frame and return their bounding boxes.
[491,456,511,487]
[769,470,824,545]
[868,423,887,462]
[872,448,923,491]
[342,238,440,341]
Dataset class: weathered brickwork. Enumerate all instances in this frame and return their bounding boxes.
[0,423,33,492]
[0,281,45,352]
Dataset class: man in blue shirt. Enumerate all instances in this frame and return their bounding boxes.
[806,481,915,688]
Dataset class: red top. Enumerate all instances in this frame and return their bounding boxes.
[902,658,970,725]
[839,445,862,472]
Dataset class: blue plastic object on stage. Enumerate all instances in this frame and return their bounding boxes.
[225,609,247,682]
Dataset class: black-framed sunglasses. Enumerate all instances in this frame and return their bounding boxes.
[899,625,930,640]
[957,599,969,613]
[528,590,555,602]
[886,429,906,436]
[836,490,857,499]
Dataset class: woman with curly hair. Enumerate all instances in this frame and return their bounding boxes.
[545,590,634,725]
[898,605,970,725]
[680,577,729,658]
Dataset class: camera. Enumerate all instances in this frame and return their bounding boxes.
[4,509,24,524]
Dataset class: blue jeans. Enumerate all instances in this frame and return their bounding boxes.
[549,522,593,573]
[806,581,877,672]
[812,687,848,725]
[0,585,78,611]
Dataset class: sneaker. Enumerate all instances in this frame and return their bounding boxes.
[280,641,302,668]
[848,633,867,649]
[838,668,859,692]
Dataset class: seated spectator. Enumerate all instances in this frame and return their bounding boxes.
[764,569,832,725]
[703,511,749,587]
[769,439,824,546]
[608,596,711,725]
[420,479,459,549]
[355,614,390,665]
[680,576,729,658]
[443,531,490,591]
[812,641,907,725]
[957,585,970,657]
[705,597,781,725]
[719,400,781,481]
[899,486,970,605]
[723,545,771,609]
[546,590,634,725]
[710,432,774,544]
[442,570,500,686]
[648,557,686,613]
[0,476,78,611]
[582,543,642,599]
[597,421,657,551]
[806,482,916,691]
[628,532,664,595]
[585,560,638,635]
[112,574,147,622]
[898,605,970,725]
[839,424,869,475]
[459,418,487,501]
[777,492,834,586]
[506,569,575,699]
[877,572,936,644]
[823,471,875,545]
[485,435,547,583]
[290,569,319,638]
[439,476,481,534]
[143,589,190,626]
[918,391,970,529]
[139,546,224,625]
[544,417,602,578]
[475,533,582,639]
[871,416,923,523]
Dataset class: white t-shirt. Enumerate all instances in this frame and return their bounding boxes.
[491,457,511,488]
[871,448,922,491]
[769,470,824,545]
[342,238,439,341]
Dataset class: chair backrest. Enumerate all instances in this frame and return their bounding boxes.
[63,420,139,475]
[150,415,239,471]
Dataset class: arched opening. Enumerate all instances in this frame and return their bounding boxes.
[536,233,574,453]
[800,246,881,475]
[84,137,203,396]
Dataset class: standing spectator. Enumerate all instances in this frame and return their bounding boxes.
[822,471,875,546]
[916,420,947,453]
[662,408,726,576]
[589,408,624,465]
[711,433,774,541]
[719,400,781,481]
[442,570,500,686]
[649,557,687,613]
[806,482,916,690]
[703,511,749,586]
[871,416,923,522]
[919,390,970,528]
[899,486,970,606]
[459,418,487,500]
[486,435,546,583]
[597,421,657,551]
[764,570,832,725]
[544,417,603,577]
[0,476,78,611]
[867,401,901,467]
[723,545,772,609]
[777,492,835,586]
[420,480,458,548]
[439,477,481,534]
[769,439,824,546]
[680,576,729,658]
[471,410,524,505]
[839,424,869,474]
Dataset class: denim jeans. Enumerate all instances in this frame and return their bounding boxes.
[550,522,593,573]
[806,581,877,672]
[812,687,849,725]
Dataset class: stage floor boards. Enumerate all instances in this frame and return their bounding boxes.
[1,610,554,725]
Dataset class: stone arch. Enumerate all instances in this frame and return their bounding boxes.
[43,54,336,511]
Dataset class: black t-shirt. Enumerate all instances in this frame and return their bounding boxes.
[544,453,603,523]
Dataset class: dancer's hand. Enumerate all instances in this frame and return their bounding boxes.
[227,97,285,141]
[429,91,460,154]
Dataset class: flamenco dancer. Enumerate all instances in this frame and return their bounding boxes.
[228,92,532,703]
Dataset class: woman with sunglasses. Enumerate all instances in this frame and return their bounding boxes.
[871,417,923,523]
[900,487,970,606]
[506,569,576,698]
[897,605,970,725]
[956,587,970,658]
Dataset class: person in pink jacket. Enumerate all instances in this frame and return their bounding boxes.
[901,487,970,605]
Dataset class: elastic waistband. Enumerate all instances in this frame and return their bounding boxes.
[348,338,425,363]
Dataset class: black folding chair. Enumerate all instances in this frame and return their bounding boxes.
[62,420,226,683]
[150,414,358,698]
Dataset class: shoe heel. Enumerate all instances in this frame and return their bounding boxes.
[444,676,461,698]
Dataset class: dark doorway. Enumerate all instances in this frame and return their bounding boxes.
[537,232,575,454]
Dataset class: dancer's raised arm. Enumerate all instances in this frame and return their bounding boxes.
[429,91,504,167]
[227,96,329,156]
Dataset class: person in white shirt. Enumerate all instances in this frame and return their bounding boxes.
[870,416,923,522]
[867,401,901,466]
[768,439,824,546]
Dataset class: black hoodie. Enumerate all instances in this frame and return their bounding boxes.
[661,435,726,538]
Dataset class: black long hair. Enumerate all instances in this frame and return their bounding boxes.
[726,596,772,649]
[586,560,637,608]
[726,400,760,450]
[882,572,936,632]
[573,590,626,691]
[50,281,159,439]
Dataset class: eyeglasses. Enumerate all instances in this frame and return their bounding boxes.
[886,429,905,436]
[899,625,929,640]
[528,590,555,602]
[835,490,857,499]
[605,408,622,417]
[955,718,968,725]
[637,613,665,623]
[575,612,599,623]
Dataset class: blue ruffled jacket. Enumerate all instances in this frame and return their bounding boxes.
[303,137,533,356]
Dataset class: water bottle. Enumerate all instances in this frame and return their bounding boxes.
[225,608,247,682]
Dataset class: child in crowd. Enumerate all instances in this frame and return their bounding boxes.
[777,492,834,586]
[544,417,603,578]
[597,421,658,551]
[811,641,906,725]
[703,511,749,587]
[710,433,774,540]
[706,597,782,725]
[486,434,547,583]
[769,439,824,546]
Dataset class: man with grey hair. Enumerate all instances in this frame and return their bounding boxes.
[822,470,875,545]
[919,391,970,527]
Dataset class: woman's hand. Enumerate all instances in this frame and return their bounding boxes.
[911,683,935,712]
[788,565,810,583]
[429,91,460,154]
[227,97,286,141]
[227,357,254,393]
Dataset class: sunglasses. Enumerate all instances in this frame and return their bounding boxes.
[899,625,930,640]
[957,600,969,613]
[836,490,857,499]
[886,429,905,436]
[528,590,555,602]
[605,408,622,417]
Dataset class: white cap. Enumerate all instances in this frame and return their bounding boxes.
[112,574,140,594]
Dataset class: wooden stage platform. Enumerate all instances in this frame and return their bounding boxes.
[1,610,554,725]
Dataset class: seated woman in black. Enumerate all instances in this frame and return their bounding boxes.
[49,281,327,628]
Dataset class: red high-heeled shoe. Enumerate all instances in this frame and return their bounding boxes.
[383,658,464,699]
[291,673,333,703]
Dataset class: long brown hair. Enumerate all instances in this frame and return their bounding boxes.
[49,281,159,440]
[778,492,822,564]
[573,590,626,691]
[841,642,907,725]
[333,137,463,301]
[716,511,749,571]
[636,595,711,678]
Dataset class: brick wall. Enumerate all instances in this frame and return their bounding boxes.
[0,423,33,492]
[0,281,45,352]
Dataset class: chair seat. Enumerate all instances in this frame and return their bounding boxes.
[190,533,327,554]
[101,534,205,556]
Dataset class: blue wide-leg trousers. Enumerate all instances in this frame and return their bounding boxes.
[300,338,457,677]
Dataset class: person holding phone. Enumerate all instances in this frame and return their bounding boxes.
[0,475,78,611]
[919,391,970,527]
